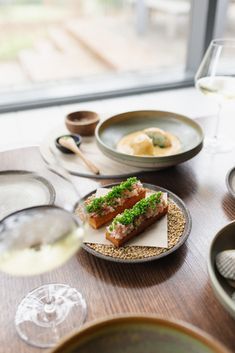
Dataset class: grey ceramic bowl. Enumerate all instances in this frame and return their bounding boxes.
[208,221,235,319]
[96,110,204,170]
[49,315,231,353]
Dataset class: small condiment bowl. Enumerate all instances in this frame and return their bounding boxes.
[55,134,82,154]
[65,111,100,136]
[208,220,235,320]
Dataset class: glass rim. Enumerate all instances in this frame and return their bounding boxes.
[211,38,235,47]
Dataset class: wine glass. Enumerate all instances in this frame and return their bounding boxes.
[195,38,235,153]
[0,161,87,348]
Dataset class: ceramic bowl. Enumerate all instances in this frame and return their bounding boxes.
[65,111,100,136]
[55,134,82,154]
[226,167,235,198]
[96,110,204,170]
[208,221,235,319]
[49,315,231,353]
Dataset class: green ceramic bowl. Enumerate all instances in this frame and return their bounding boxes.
[50,315,231,353]
[208,221,235,320]
[96,110,204,170]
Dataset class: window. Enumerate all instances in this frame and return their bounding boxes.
[0,0,232,112]
[224,0,235,38]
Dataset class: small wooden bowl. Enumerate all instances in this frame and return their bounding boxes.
[65,111,100,136]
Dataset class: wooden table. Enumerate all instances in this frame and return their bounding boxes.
[1,116,235,353]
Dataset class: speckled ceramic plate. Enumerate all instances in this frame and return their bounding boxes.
[96,110,204,169]
[226,167,235,198]
[81,183,191,263]
[0,170,55,220]
[208,220,235,320]
[49,315,231,353]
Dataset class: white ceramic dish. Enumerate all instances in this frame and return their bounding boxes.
[0,170,55,220]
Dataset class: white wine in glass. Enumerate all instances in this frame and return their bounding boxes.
[195,39,235,153]
[0,207,84,276]
[0,166,87,348]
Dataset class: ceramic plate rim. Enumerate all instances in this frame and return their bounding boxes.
[208,220,235,318]
[49,314,232,353]
[95,110,204,161]
[81,182,192,263]
[0,170,56,219]
[226,167,235,198]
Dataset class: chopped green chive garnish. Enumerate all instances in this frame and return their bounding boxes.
[110,192,162,227]
[85,177,139,213]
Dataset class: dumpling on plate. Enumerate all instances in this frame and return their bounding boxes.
[144,127,172,148]
[130,133,154,156]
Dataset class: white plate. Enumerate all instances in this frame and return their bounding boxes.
[0,170,55,220]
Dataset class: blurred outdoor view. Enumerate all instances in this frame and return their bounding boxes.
[0,0,234,94]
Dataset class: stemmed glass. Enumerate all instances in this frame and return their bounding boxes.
[195,38,235,153]
[0,160,87,348]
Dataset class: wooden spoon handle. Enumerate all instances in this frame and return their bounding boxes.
[73,147,100,175]
[60,138,100,175]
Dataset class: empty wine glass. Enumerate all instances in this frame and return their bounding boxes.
[0,160,87,348]
[195,38,235,153]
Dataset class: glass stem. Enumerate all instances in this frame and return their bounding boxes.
[45,285,56,315]
[213,103,222,141]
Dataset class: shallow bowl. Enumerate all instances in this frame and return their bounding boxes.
[208,220,235,320]
[96,110,203,170]
[49,315,231,353]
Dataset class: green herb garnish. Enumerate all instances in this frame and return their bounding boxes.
[109,192,162,230]
[86,177,139,214]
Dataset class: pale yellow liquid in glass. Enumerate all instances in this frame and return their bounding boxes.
[196,76,235,101]
[0,227,84,276]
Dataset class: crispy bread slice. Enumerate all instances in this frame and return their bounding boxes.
[106,205,168,247]
[88,189,146,229]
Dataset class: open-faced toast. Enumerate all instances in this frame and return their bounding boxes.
[106,192,168,247]
[84,177,146,229]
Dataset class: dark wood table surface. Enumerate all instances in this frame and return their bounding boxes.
[1,116,235,353]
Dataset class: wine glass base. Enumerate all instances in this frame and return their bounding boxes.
[15,283,87,348]
[204,136,235,154]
